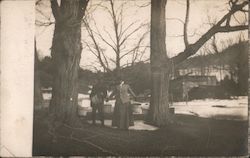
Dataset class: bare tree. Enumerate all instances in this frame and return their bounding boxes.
[148,0,248,126]
[49,0,89,126]
[82,20,111,72]
[82,0,149,75]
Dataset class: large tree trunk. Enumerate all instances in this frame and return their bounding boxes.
[49,0,88,126]
[148,0,172,126]
[50,23,81,125]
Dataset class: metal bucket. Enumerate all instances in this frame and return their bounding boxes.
[103,104,112,113]
[142,108,149,115]
[78,106,88,116]
[170,107,175,114]
[132,103,142,114]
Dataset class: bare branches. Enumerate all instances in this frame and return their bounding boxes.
[109,0,120,53]
[36,0,55,27]
[119,21,138,40]
[103,27,116,46]
[120,58,150,68]
[166,0,190,48]
[167,29,201,38]
[83,20,111,72]
[95,29,117,53]
[119,23,148,47]
[183,0,190,48]
[166,17,184,24]
[120,30,149,60]
[36,20,55,26]
[218,24,248,32]
[171,0,248,65]
[83,0,149,71]
[232,14,241,24]
[211,36,219,54]
[133,0,151,8]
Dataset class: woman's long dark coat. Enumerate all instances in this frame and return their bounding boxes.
[110,84,135,129]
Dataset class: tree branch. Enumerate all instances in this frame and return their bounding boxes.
[109,0,121,59]
[120,58,150,68]
[83,20,111,72]
[118,21,137,40]
[171,0,248,65]
[166,17,184,24]
[36,20,55,26]
[183,0,190,47]
[217,25,248,32]
[211,36,219,54]
[119,23,148,47]
[120,30,149,60]
[103,27,116,46]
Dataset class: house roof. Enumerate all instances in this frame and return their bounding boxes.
[172,75,217,82]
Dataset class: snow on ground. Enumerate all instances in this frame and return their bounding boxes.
[43,93,248,121]
[86,120,158,131]
[172,96,248,121]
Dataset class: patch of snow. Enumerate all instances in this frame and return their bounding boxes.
[129,121,158,131]
[86,120,158,131]
[173,96,248,120]
[42,92,247,121]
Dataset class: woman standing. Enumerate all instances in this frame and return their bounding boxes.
[108,79,136,130]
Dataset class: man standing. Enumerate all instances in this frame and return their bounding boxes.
[90,78,107,126]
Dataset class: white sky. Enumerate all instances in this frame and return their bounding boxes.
[36,0,248,71]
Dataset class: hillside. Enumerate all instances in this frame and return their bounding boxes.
[176,41,248,69]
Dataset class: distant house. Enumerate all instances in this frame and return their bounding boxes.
[169,41,248,100]
[170,75,217,101]
[173,41,248,83]
[176,65,231,82]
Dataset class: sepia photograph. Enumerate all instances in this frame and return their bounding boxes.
[32,0,248,156]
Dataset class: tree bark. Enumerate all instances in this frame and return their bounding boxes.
[49,0,88,125]
[148,0,172,126]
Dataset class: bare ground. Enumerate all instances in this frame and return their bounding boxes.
[33,108,248,156]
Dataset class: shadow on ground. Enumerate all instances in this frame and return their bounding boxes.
[33,108,248,156]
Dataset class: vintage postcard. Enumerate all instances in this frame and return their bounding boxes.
[1,0,249,157]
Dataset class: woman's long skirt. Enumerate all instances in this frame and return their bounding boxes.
[112,99,134,129]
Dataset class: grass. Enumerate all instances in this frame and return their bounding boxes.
[33,108,248,156]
